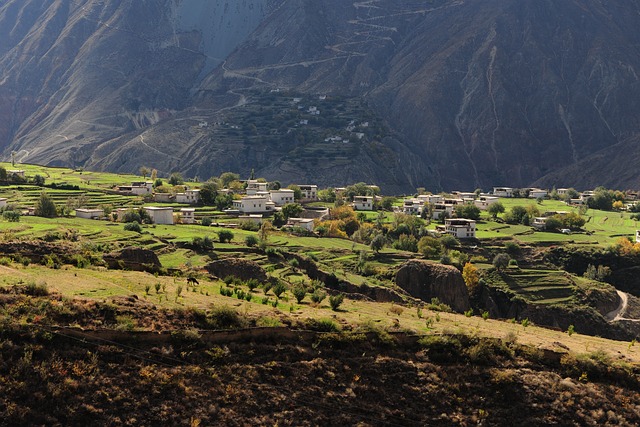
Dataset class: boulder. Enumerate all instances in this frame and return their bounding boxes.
[395,260,470,312]
[205,258,267,282]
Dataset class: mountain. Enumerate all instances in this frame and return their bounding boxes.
[2,0,640,192]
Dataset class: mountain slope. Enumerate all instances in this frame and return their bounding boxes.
[2,0,640,191]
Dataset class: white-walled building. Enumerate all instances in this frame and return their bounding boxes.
[246,180,268,195]
[529,188,548,199]
[0,198,7,209]
[287,218,315,232]
[269,189,295,206]
[299,185,318,201]
[432,203,455,220]
[7,169,25,178]
[119,181,153,196]
[402,198,424,215]
[175,189,200,204]
[417,194,443,205]
[154,193,174,203]
[75,208,104,220]
[180,208,195,224]
[474,196,500,210]
[233,196,272,214]
[445,218,476,239]
[353,196,374,211]
[493,187,514,198]
[144,207,174,225]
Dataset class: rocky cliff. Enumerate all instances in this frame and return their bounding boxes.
[3,0,640,191]
[395,260,470,312]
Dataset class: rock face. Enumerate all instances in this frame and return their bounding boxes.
[104,247,161,272]
[395,260,470,313]
[3,0,640,191]
[205,258,267,282]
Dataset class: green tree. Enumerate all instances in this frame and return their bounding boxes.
[418,236,442,258]
[292,285,306,303]
[329,293,344,311]
[440,235,459,251]
[493,253,510,271]
[218,229,234,243]
[200,182,219,205]
[34,192,57,218]
[139,166,150,179]
[245,235,259,247]
[282,203,304,219]
[220,172,240,188]
[168,172,184,186]
[32,175,45,186]
[487,202,505,219]
[287,184,302,200]
[370,234,386,253]
[0,167,6,181]
[454,203,481,220]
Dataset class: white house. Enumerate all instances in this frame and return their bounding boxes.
[417,194,443,204]
[432,203,455,220]
[493,187,514,197]
[175,189,200,204]
[287,217,315,232]
[353,196,374,211]
[0,198,7,209]
[119,181,153,196]
[233,196,271,214]
[532,217,548,230]
[402,198,424,215]
[636,230,640,244]
[144,207,174,225]
[180,208,195,224]
[75,208,104,220]
[298,185,318,201]
[246,180,268,195]
[474,196,500,210]
[528,188,548,199]
[445,219,476,239]
[269,189,295,206]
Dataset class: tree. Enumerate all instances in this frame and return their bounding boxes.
[282,203,304,220]
[151,169,158,181]
[454,203,481,220]
[259,220,273,242]
[587,187,614,211]
[493,253,510,271]
[380,196,396,211]
[168,172,184,186]
[139,166,150,179]
[462,262,479,291]
[292,285,306,303]
[34,192,57,218]
[487,202,505,219]
[0,167,6,181]
[440,235,459,251]
[245,235,259,247]
[200,182,219,205]
[418,236,442,258]
[287,184,302,200]
[32,175,45,186]
[329,293,344,311]
[218,229,234,243]
[220,172,240,188]
[370,234,386,253]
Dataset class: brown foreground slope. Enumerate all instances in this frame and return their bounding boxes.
[1,290,639,426]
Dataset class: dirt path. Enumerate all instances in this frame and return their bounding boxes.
[606,290,640,322]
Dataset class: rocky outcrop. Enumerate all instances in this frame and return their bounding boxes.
[104,247,161,273]
[205,258,267,282]
[395,260,470,313]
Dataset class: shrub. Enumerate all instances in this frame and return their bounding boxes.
[218,229,234,243]
[124,222,142,233]
[24,280,49,296]
[329,293,345,311]
[305,317,341,332]
[3,210,20,222]
[504,242,520,255]
[271,281,287,299]
[207,305,246,329]
[493,253,510,271]
[292,285,306,303]
[311,288,327,304]
[245,235,259,247]
[201,217,212,226]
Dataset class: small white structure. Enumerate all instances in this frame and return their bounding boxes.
[287,218,315,232]
[353,196,374,211]
[75,208,104,220]
[532,217,548,230]
[119,181,153,196]
[299,185,318,201]
[180,208,195,224]
[432,203,455,220]
[0,198,7,209]
[444,218,476,239]
[636,230,640,244]
[233,196,270,214]
[246,180,268,195]
[417,194,443,204]
[144,206,174,225]
[175,189,200,204]
[269,189,295,206]
[493,187,514,198]
[474,196,500,210]
[402,198,424,215]
[529,188,548,199]
[557,188,570,196]
[7,169,25,178]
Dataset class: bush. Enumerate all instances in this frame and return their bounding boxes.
[2,210,20,222]
[292,285,306,303]
[124,222,142,233]
[493,253,510,271]
[245,235,259,247]
[305,318,341,332]
[207,305,246,329]
[201,217,212,227]
[271,281,287,299]
[218,229,234,243]
[311,288,327,304]
[329,293,345,311]
[24,280,49,296]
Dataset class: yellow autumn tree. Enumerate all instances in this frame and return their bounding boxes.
[462,262,479,292]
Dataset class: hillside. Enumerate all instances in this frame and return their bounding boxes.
[3,1,640,190]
